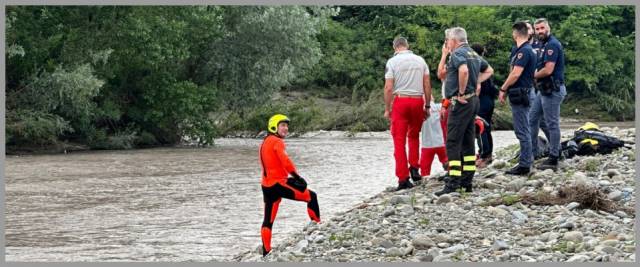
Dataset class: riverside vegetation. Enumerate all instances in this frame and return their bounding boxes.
[6,6,635,153]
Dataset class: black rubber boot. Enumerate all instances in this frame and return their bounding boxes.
[410,166,422,183]
[460,175,473,193]
[505,165,531,176]
[538,156,559,171]
[435,176,462,196]
[396,178,414,191]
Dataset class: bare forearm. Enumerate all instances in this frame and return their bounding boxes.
[458,71,468,94]
[423,76,432,104]
[384,87,393,111]
[437,54,447,80]
[534,67,552,79]
[501,73,519,91]
[535,63,555,79]
[478,66,493,83]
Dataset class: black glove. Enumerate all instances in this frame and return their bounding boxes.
[290,172,303,180]
[287,172,307,191]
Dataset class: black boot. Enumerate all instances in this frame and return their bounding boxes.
[262,245,270,257]
[538,156,558,171]
[505,165,531,176]
[460,176,473,193]
[435,176,462,196]
[396,178,414,191]
[410,166,422,183]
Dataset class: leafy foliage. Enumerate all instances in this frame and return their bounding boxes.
[5,6,635,151]
[6,6,330,148]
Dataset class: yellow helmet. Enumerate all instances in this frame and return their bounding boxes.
[268,114,290,134]
[578,122,599,131]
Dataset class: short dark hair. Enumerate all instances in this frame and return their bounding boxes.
[512,21,529,38]
[470,43,485,56]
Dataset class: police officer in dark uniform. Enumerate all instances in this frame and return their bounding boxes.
[435,27,493,196]
[530,18,566,170]
[498,21,537,175]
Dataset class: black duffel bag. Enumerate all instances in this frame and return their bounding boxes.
[508,87,531,107]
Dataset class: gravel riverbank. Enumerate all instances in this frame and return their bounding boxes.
[235,127,636,262]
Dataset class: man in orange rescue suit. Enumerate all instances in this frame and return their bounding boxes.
[259,114,320,257]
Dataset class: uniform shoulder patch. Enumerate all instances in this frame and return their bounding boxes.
[517,53,523,59]
[547,49,554,56]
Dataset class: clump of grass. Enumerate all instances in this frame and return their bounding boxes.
[503,194,521,205]
[483,193,521,206]
[564,169,576,180]
[456,187,470,199]
[328,233,352,244]
[582,158,600,172]
[552,240,569,253]
[495,144,520,162]
[451,250,465,261]
[626,151,635,161]
[347,122,369,135]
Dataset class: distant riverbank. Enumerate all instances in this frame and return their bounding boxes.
[5,117,634,156]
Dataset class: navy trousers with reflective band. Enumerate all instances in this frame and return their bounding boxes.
[446,96,479,180]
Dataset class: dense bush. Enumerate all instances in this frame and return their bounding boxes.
[6,6,634,150]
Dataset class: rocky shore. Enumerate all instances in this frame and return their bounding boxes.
[235,127,636,262]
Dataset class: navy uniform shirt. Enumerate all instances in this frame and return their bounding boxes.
[444,44,489,98]
[509,42,537,89]
[536,35,565,84]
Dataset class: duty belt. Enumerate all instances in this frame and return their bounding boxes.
[450,93,475,106]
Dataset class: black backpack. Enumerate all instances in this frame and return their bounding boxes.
[571,129,626,156]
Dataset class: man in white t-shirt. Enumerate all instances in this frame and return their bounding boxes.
[383,36,432,190]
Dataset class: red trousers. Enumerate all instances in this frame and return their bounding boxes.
[390,97,425,181]
[420,147,448,176]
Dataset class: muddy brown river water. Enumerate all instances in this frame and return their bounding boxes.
[3,126,632,261]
